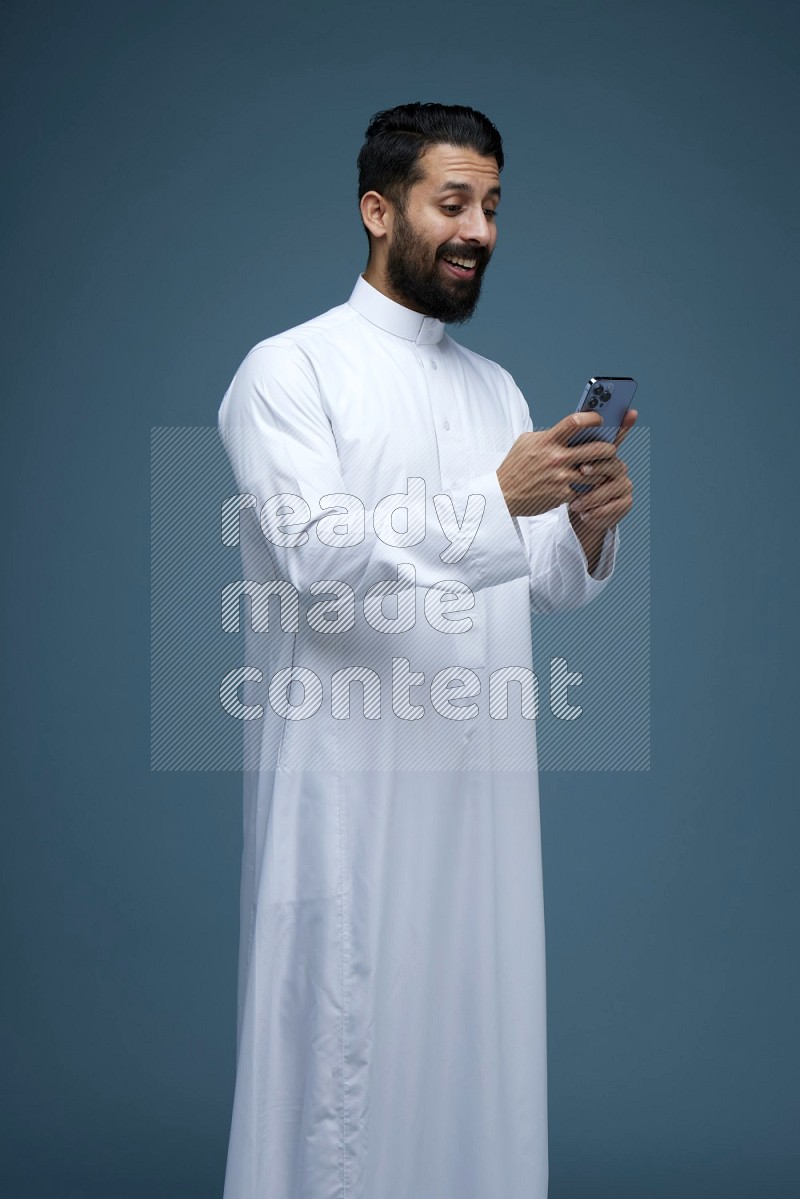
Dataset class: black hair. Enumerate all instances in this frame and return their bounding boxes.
[356,101,504,245]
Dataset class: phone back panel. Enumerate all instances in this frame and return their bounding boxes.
[568,377,638,446]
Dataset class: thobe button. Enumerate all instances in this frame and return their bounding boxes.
[429,359,437,370]
[443,419,451,431]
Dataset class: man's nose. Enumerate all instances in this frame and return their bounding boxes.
[458,206,493,245]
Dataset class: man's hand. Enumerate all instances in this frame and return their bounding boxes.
[497,410,625,519]
[496,408,637,577]
[566,408,637,532]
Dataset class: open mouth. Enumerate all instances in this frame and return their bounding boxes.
[441,255,478,279]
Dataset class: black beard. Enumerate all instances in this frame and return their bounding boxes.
[385,208,490,324]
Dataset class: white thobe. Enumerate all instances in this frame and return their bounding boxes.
[217,274,618,1199]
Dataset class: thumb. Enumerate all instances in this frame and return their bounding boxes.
[614,408,638,448]
[549,410,603,444]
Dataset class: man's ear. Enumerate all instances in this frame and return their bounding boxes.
[360,191,392,243]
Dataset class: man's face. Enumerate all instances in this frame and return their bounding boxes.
[384,143,501,324]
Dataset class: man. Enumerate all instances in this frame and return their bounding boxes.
[218,102,636,1199]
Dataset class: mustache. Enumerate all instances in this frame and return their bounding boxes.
[437,244,491,267]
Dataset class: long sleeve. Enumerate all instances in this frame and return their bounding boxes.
[218,340,533,599]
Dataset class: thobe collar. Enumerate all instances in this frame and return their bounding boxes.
[347,274,446,345]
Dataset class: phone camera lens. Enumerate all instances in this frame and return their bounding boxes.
[592,384,604,396]
[588,397,598,408]
[602,389,611,402]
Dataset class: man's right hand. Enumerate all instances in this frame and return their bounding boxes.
[496,412,619,519]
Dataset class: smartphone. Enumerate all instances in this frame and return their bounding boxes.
[569,376,637,492]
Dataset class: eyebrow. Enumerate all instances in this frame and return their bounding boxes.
[435,180,502,200]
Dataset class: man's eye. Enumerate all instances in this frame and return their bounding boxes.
[441,205,498,219]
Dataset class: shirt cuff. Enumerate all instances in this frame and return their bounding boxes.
[558,502,619,582]
[466,469,531,589]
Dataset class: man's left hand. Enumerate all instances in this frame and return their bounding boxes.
[567,408,637,569]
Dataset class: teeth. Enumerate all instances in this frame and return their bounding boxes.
[445,256,477,269]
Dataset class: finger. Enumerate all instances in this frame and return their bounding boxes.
[578,456,624,479]
[563,438,618,466]
[548,411,603,444]
[614,408,638,449]
[569,473,631,512]
[573,496,632,528]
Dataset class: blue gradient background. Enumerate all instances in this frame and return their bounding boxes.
[2,1,797,1195]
